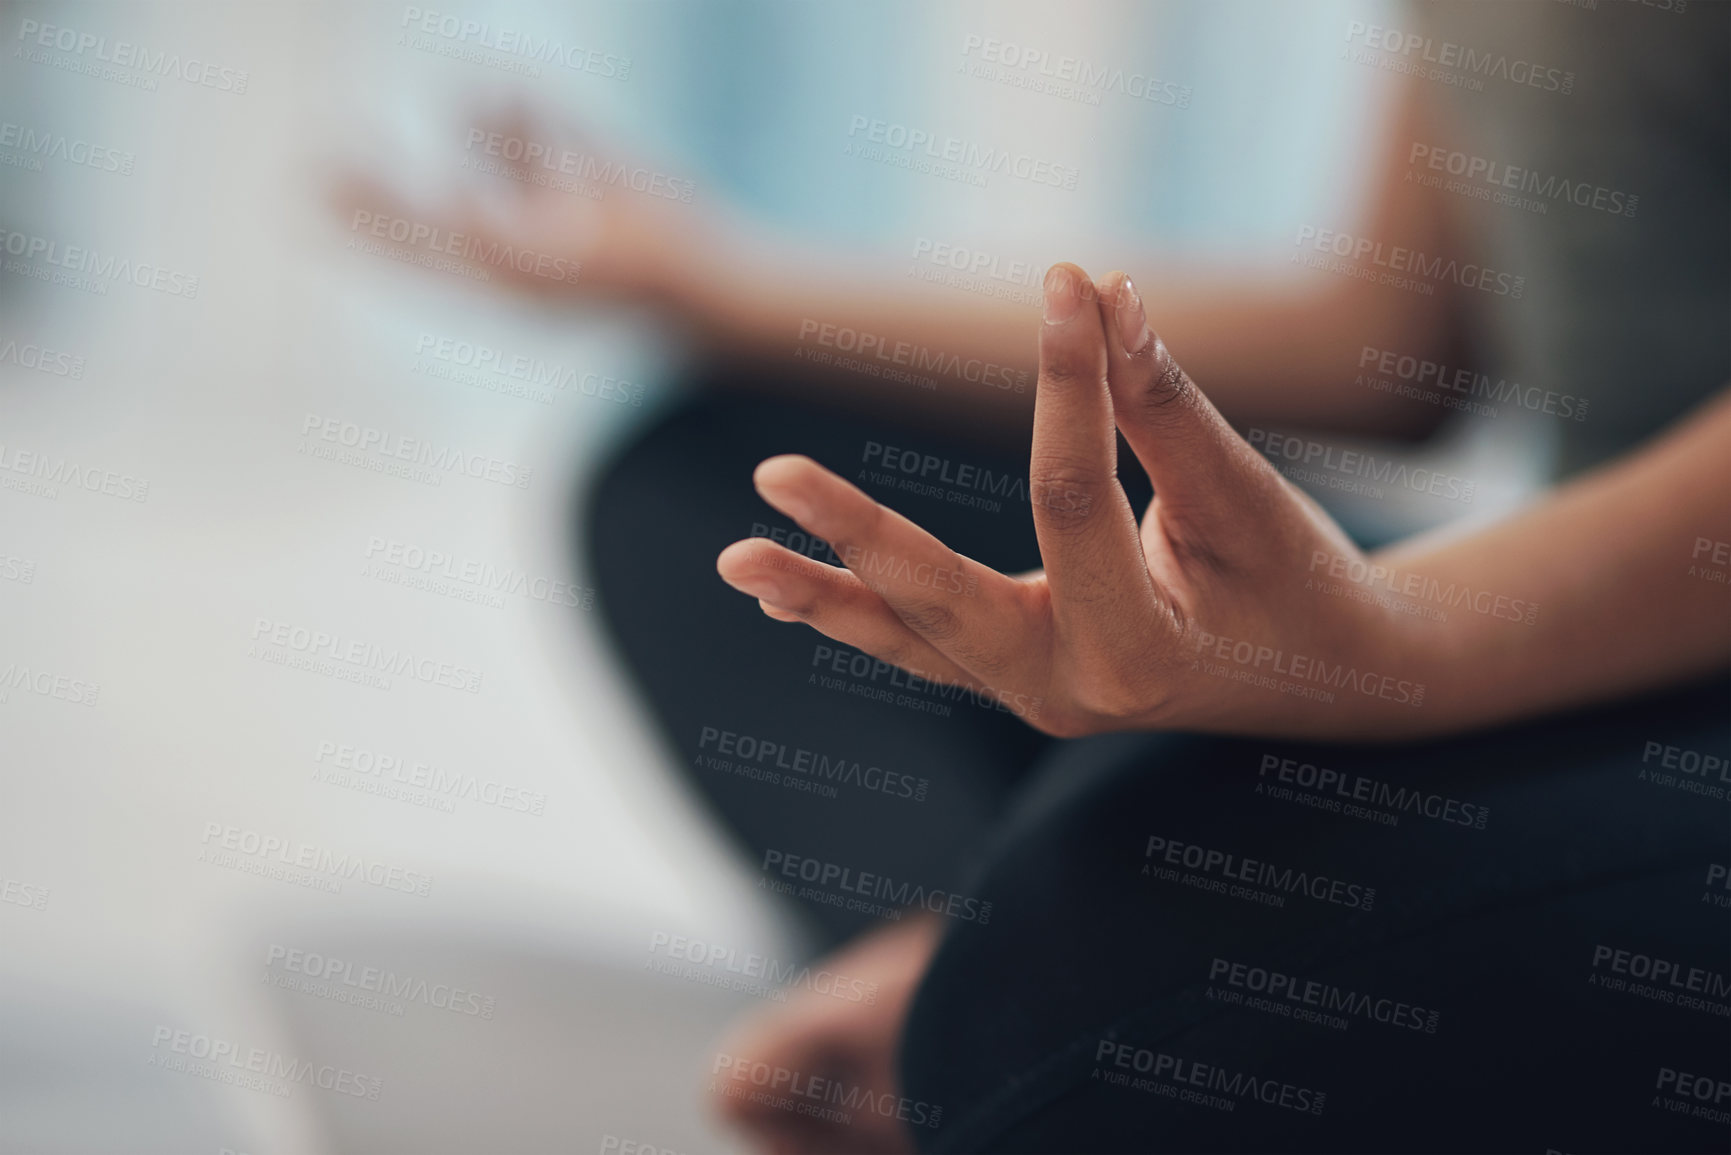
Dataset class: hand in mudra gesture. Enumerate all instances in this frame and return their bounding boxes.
[719,264,1425,741]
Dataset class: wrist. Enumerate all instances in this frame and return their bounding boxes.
[1164,582,1444,741]
[1346,594,1441,731]
[655,212,757,339]
[1286,544,1452,737]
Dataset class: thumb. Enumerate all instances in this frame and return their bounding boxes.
[1093,271,1280,541]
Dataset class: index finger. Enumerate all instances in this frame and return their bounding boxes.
[751,454,1036,689]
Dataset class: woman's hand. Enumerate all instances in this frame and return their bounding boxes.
[332,102,710,308]
[717,264,1431,741]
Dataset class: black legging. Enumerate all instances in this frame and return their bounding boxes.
[584,378,1067,946]
[899,681,1729,1153]
[585,383,1729,1152]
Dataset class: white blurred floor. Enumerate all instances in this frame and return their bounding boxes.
[0,3,792,1151]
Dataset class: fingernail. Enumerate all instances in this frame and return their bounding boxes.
[724,572,785,605]
[1043,265,1081,325]
[1115,277,1150,353]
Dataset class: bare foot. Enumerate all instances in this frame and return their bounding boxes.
[706,914,944,1155]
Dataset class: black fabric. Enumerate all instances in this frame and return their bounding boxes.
[584,382,1727,1151]
[583,382,1068,945]
[899,677,1731,1154]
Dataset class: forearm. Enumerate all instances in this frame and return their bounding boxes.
[1372,388,1731,735]
[672,82,1453,443]
[675,231,1447,442]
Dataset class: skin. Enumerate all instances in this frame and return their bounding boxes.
[706,914,941,1155]
[341,81,1728,1155]
[335,80,1461,443]
[716,264,1730,742]
[702,265,1727,1153]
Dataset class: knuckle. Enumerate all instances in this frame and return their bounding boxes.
[894,598,964,644]
[777,588,822,619]
[1133,338,1194,418]
[1028,460,1103,533]
[889,597,1016,683]
[1037,708,1095,740]
[1039,350,1103,392]
[1160,526,1232,579]
[900,602,983,664]
[952,643,1016,684]
[869,636,923,672]
[1057,637,1170,724]
[1070,676,1148,723]
[827,504,886,561]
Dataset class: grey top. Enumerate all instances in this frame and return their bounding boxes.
[1417,0,1728,477]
